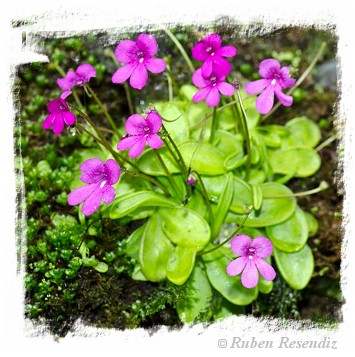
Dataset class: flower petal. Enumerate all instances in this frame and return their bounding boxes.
[146,111,162,133]
[60,90,72,100]
[47,98,68,113]
[244,79,269,95]
[104,159,121,185]
[112,63,136,84]
[205,87,221,107]
[145,58,166,73]
[192,88,209,103]
[192,68,209,88]
[211,57,232,77]
[57,70,77,90]
[250,236,274,258]
[280,67,296,88]
[275,86,293,107]
[201,59,214,79]
[147,134,164,149]
[117,135,141,151]
[76,64,96,81]
[226,257,247,276]
[129,64,148,90]
[125,114,147,135]
[241,261,259,288]
[67,183,98,206]
[42,114,55,130]
[114,39,137,63]
[205,33,222,50]
[136,34,158,57]
[255,258,276,281]
[192,42,208,61]
[218,82,235,96]
[79,158,105,184]
[230,234,252,256]
[63,111,76,126]
[101,185,116,205]
[216,45,237,57]
[52,114,65,135]
[256,85,275,114]
[258,58,281,78]
[128,136,147,158]
[81,187,103,216]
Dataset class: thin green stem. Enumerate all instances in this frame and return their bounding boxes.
[264,181,329,199]
[85,84,118,132]
[235,91,252,180]
[193,170,214,234]
[122,169,171,197]
[123,82,135,116]
[105,47,135,115]
[164,28,195,74]
[209,107,218,144]
[197,212,251,256]
[54,63,84,110]
[154,150,181,199]
[316,135,338,152]
[189,96,254,131]
[165,64,174,102]
[261,42,327,122]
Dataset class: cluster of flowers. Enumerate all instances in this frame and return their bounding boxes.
[39,32,294,288]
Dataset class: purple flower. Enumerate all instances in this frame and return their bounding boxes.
[192,33,237,78]
[42,98,76,135]
[226,234,276,289]
[117,110,164,158]
[67,158,120,216]
[244,58,296,115]
[112,34,166,90]
[192,67,235,107]
[57,63,96,99]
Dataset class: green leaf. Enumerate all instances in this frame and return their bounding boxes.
[185,102,210,135]
[274,244,314,290]
[304,211,319,237]
[230,177,253,214]
[214,130,243,157]
[268,148,321,177]
[232,182,296,227]
[125,224,146,259]
[109,191,176,219]
[179,84,198,102]
[284,116,321,148]
[251,184,263,210]
[166,246,196,285]
[159,207,210,251]
[176,260,213,323]
[266,206,308,252]
[179,141,226,175]
[137,147,179,175]
[213,298,246,320]
[202,247,258,305]
[212,173,234,238]
[255,127,282,148]
[258,277,273,294]
[154,101,189,142]
[139,215,174,282]
[94,262,109,273]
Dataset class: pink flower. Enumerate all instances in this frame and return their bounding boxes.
[244,58,296,115]
[42,98,76,135]
[117,110,164,158]
[192,33,237,78]
[192,67,235,107]
[57,63,96,99]
[67,158,120,216]
[226,234,276,289]
[112,34,166,90]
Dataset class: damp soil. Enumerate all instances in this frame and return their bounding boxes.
[17,25,342,337]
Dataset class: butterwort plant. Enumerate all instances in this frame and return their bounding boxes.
[37,29,328,324]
